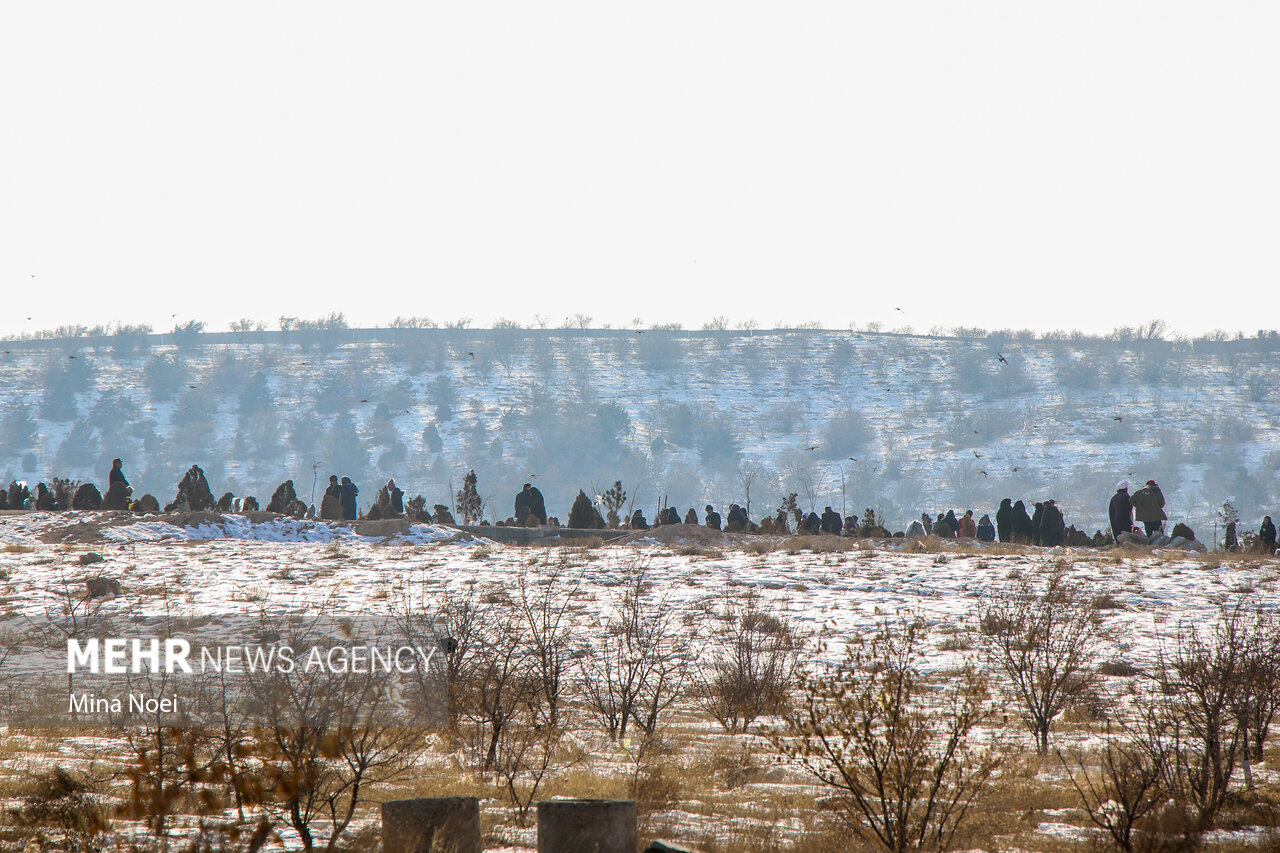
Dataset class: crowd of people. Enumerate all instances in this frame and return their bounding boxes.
[2,458,1279,555]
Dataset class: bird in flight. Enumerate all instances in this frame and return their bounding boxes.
[1012,466,1020,472]
[847,457,857,462]
[1113,416,1123,422]
[979,470,988,477]
[805,445,819,451]
[997,352,1009,364]
[973,451,983,458]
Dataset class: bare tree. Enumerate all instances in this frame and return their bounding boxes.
[580,560,688,741]
[774,619,1000,852]
[977,569,1107,752]
[514,560,582,727]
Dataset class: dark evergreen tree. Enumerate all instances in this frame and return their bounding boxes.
[456,469,482,524]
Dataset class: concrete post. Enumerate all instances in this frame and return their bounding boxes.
[382,797,481,853]
[537,799,637,853]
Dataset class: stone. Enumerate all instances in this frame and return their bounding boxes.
[85,577,122,599]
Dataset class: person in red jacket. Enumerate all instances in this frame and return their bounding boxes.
[957,509,977,538]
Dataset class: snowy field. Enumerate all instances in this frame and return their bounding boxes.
[1,511,1278,851]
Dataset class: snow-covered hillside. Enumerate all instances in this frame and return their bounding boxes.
[1,328,1277,538]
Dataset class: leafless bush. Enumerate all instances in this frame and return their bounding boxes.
[977,569,1108,752]
[1057,722,1174,853]
[1234,602,1280,767]
[235,604,431,852]
[696,589,803,732]
[514,562,582,727]
[580,559,690,740]
[5,767,110,852]
[1148,604,1251,830]
[773,619,1000,852]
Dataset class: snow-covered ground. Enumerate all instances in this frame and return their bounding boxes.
[0,512,1278,851]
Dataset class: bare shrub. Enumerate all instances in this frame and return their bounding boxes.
[696,589,803,732]
[1235,602,1280,766]
[1057,723,1172,853]
[5,767,109,851]
[978,569,1108,752]
[1148,604,1252,830]
[580,559,689,740]
[236,604,432,852]
[773,619,1000,851]
[513,561,582,727]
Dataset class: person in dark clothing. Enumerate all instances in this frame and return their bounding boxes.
[725,504,748,531]
[386,478,404,515]
[109,458,129,489]
[1130,480,1167,537]
[1039,500,1065,547]
[820,506,843,535]
[921,513,933,535]
[526,484,546,525]
[339,476,359,520]
[1259,516,1277,553]
[1032,502,1044,546]
[977,514,996,542]
[704,505,722,530]
[684,507,698,526]
[995,498,1013,543]
[324,475,341,501]
[515,483,547,525]
[629,509,649,530]
[1010,500,1034,543]
[934,510,958,538]
[800,511,821,534]
[1109,481,1133,540]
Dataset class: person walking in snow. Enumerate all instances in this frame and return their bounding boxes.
[1109,480,1134,540]
[1130,479,1166,537]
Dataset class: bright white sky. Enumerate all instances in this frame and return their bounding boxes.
[2,3,1277,339]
